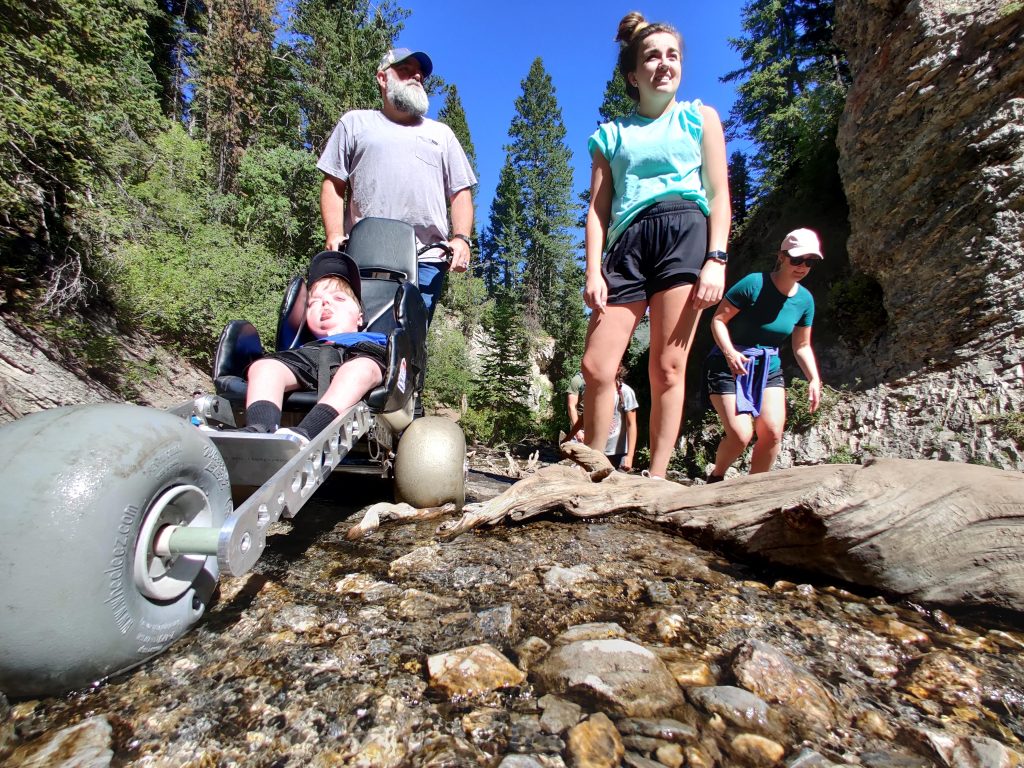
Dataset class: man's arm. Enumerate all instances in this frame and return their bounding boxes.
[448,187,473,273]
[321,175,348,251]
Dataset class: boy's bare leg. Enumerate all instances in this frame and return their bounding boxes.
[241,359,301,432]
[245,359,301,409]
[320,358,384,413]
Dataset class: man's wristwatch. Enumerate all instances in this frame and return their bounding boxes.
[705,250,729,264]
[450,233,473,248]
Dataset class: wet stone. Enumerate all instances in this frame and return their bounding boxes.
[622,734,663,753]
[863,617,932,647]
[552,622,627,645]
[655,741,685,768]
[6,470,1024,767]
[623,752,667,768]
[787,748,841,767]
[6,715,113,768]
[543,564,600,596]
[645,580,674,605]
[687,686,786,740]
[901,650,984,708]
[475,603,521,643]
[730,733,786,766]
[616,717,698,744]
[533,638,686,718]
[498,755,551,768]
[665,659,715,687]
[566,712,624,768]
[858,750,933,767]
[730,639,838,732]
[538,694,582,735]
[515,636,552,671]
[953,736,1024,768]
[426,643,526,698]
[396,588,463,619]
[508,712,565,755]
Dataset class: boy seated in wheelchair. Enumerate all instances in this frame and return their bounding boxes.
[239,251,387,443]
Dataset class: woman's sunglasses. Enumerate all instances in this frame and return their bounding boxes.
[788,255,818,267]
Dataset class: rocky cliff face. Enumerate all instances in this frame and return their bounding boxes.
[782,0,1024,470]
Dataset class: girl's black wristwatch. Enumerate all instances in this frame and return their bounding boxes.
[705,250,729,264]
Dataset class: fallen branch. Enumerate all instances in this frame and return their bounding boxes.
[437,443,1024,614]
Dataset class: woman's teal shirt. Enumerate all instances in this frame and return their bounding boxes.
[588,100,708,250]
[723,272,815,373]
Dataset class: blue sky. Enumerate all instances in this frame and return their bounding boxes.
[394,0,750,228]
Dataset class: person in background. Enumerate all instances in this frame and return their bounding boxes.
[704,228,824,481]
[317,47,477,324]
[581,11,730,480]
[565,371,586,442]
[606,365,639,471]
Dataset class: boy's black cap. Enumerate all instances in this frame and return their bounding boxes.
[307,251,361,300]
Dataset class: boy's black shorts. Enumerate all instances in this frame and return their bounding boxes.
[604,199,708,305]
[261,341,387,392]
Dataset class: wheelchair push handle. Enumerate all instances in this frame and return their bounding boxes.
[417,241,455,262]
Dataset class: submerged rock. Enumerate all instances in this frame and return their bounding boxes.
[533,637,686,718]
[427,644,526,698]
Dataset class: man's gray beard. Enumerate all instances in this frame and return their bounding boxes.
[386,71,429,118]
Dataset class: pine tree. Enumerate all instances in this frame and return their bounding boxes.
[578,65,634,227]
[505,59,577,327]
[437,84,477,176]
[728,150,752,228]
[192,0,276,192]
[286,0,406,152]
[437,83,481,269]
[472,289,535,443]
[722,0,849,192]
[598,68,634,123]
[148,0,206,122]
[479,159,528,293]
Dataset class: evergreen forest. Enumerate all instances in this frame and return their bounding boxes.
[0,0,858,451]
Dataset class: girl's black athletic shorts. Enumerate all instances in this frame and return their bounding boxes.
[603,199,708,305]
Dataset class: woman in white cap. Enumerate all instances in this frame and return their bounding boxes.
[704,228,823,481]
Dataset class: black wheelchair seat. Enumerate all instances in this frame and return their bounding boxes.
[213,218,428,417]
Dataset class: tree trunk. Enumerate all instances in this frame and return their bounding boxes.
[440,446,1024,614]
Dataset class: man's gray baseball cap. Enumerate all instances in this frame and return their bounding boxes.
[378,47,433,77]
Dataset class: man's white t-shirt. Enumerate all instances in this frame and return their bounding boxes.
[317,110,477,261]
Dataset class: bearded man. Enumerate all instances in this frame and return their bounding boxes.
[317,48,477,323]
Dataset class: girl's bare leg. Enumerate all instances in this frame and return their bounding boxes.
[647,285,703,477]
[581,301,645,456]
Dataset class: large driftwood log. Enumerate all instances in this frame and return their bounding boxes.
[438,445,1024,614]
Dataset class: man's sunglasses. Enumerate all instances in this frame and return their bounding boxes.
[788,255,818,267]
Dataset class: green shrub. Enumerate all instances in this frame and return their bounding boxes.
[786,379,839,433]
[978,411,1024,448]
[826,446,858,464]
[424,325,475,410]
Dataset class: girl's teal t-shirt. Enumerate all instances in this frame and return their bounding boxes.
[588,100,708,250]
[723,272,815,373]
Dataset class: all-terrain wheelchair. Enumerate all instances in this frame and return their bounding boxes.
[0,217,466,698]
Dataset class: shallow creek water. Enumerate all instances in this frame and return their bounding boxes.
[2,469,1022,767]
